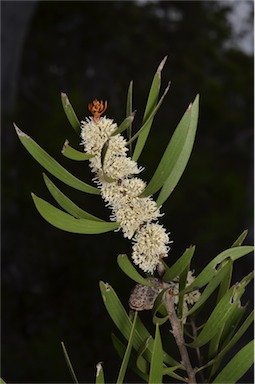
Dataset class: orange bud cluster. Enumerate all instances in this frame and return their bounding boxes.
[88,99,107,123]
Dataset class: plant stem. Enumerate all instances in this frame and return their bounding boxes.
[190,318,205,383]
[163,289,196,384]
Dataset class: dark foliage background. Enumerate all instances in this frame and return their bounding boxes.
[1,1,254,383]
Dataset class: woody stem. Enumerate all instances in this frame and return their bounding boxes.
[163,289,197,384]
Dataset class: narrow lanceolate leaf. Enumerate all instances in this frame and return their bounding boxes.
[212,340,254,384]
[132,56,168,162]
[111,113,136,136]
[61,140,94,161]
[186,261,232,317]
[188,274,252,348]
[156,95,199,205]
[14,124,99,195]
[149,324,163,384]
[182,246,254,294]
[141,95,199,203]
[95,362,105,384]
[117,311,138,384]
[117,254,155,287]
[208,303,247,377]
[32,194,119,234]
[61,93,80,134]
[43,173,103,221]
[207,310,254,371]
[61,341,79,384]
[163,246,195,283]
[128,82,170,148]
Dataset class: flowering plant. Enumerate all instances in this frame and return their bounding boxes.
[12,58,253,384]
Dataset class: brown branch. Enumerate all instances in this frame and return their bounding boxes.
[163,289,197,384]
[190,318,205,383]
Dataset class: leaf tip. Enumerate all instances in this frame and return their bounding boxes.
[96,361,104,377]
[61,92,70,107]
[61,139,69,154]
[157,56,168,75]
[13,123,31,139]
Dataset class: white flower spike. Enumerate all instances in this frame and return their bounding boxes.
[80,100,171,273]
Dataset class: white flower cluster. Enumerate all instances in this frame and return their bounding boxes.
[80,102,171,273]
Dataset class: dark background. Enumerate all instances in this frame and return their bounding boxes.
[1,1,254,383]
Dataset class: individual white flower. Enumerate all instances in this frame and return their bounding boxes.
[112,198,162,240]
[131,223,170,273]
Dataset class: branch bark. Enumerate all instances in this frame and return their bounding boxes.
[163,288,196,384]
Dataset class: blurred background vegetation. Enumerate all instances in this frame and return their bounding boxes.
[2,1,253,383]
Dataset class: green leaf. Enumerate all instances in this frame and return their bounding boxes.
[117,254,155,287]
[212,340,254,384]
[14,124,99,195]
[61,93,80,134]
[61,341,79,384]
[186,261,232,317]
[32,193,119,234]
[100,281,145,349]
[128,82,170,149]
[0,379,7,384]
[231,229,248,247]
[163,246,195,283]
[149,324,163,384]
[220,305,247,349]
[208,303,247,378]
[208,310,254,371]
[95,362,105,384]
[61,140,93,161]
[111,113,136,137]
[156,95,199,205]
[43,173,103,221]
[215,259,233,304]
[182,246,254,294]
[189,274,252,348]
[140,95,198,203]
[132,56,168,161]
[117,311,138,384]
